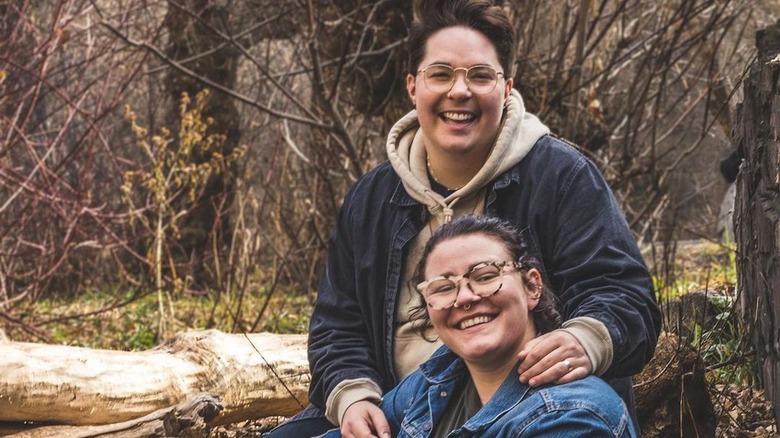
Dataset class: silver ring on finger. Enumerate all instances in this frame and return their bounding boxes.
[562,359,573,371]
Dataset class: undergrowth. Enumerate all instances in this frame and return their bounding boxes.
[650,239,756,387]
[22,285,314,351]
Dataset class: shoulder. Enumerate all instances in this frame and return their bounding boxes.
[526,134,588,165]
[539,375,621,401]
[490,377,634,437]
[523,135,611,195]
[358,160,397,183]
[536,377,632,429]
[340,161,400,217]
[345,161,397,200]
[507,134,594,187]
[500,135,596,196]
[383,346,458,408]
[380,367,429,419]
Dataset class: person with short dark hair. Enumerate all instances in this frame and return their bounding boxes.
[265,1,660,437]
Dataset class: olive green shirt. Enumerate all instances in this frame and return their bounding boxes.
[431,378,481,438]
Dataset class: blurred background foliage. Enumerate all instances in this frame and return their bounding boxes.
[0,0,776,350]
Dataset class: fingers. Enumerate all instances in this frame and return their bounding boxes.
[550,356,590,385]
[341,401,391,438]
[367,408,392,438]
[517,330,592,386]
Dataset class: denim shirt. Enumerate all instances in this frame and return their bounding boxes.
[307,134,661,415]
[317,346,638,438]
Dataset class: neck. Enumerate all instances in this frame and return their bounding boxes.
[465,359,517,404]
[426,149,488,190]
[465,328,537,403]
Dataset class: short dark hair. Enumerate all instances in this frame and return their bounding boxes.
[408,0,516,76]
[410,215,562,335]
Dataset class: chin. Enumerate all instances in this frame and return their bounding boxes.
[457,341,501,360]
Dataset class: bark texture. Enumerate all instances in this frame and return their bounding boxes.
[0,331,308,427]
[734,18,780,427]
[5,394,221,438]
[634,332,716,438]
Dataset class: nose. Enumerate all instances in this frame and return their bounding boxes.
[448,69,472,97]
[453,278,481,308]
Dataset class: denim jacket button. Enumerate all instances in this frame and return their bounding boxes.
[440,390,448,397]
[423,422,432,431]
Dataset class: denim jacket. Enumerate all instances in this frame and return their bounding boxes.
[307,135,661,415]
[318,346,638,438]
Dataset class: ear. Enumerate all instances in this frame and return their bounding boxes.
[407,73,417,107]
[525,268,542,311]
[503,76,514,100]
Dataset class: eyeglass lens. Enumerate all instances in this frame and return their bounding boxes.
[422,65,501,94]
[423,262,504,309]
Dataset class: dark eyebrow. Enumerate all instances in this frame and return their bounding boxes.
[426,268,456,279]
[429,260,496,279]
[424,63,494,69]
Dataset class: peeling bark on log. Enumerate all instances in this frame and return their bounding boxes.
[5,393,221,438]
[734,19,780,426]
[0,330,309,427]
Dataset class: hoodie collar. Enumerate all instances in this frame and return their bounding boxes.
[387,89,549,225]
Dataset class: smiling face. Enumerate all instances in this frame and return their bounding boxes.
[423,233,539,369]
[406,26,513,163]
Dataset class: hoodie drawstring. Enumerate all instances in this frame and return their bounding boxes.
[423,189,461,224]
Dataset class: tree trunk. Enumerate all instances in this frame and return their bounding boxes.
[0,331,308,427]
[163,1,241,288]
[734,19,780,426]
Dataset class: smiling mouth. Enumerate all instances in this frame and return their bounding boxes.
[441,111,475,122]
[459,315,495,329]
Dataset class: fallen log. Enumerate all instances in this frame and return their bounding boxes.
[2,329,717,437]
[0,330,309,427]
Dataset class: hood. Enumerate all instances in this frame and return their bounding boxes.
[387,89,549,223]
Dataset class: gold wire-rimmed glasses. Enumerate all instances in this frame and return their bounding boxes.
[417,64,504,94]
[416,260,525,310]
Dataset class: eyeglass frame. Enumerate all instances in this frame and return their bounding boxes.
[416,260,527,310]
[415,64,505,95]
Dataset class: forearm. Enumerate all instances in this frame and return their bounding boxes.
[325,379,383,425]
[560,316,612,375]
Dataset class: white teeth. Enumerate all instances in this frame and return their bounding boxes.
[442,112,474,121]
[459,315,493,329]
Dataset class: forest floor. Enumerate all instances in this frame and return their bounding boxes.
[712,384,778,437]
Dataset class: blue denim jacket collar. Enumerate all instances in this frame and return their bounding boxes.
[410,346,534,436]
[418,346,466,384]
